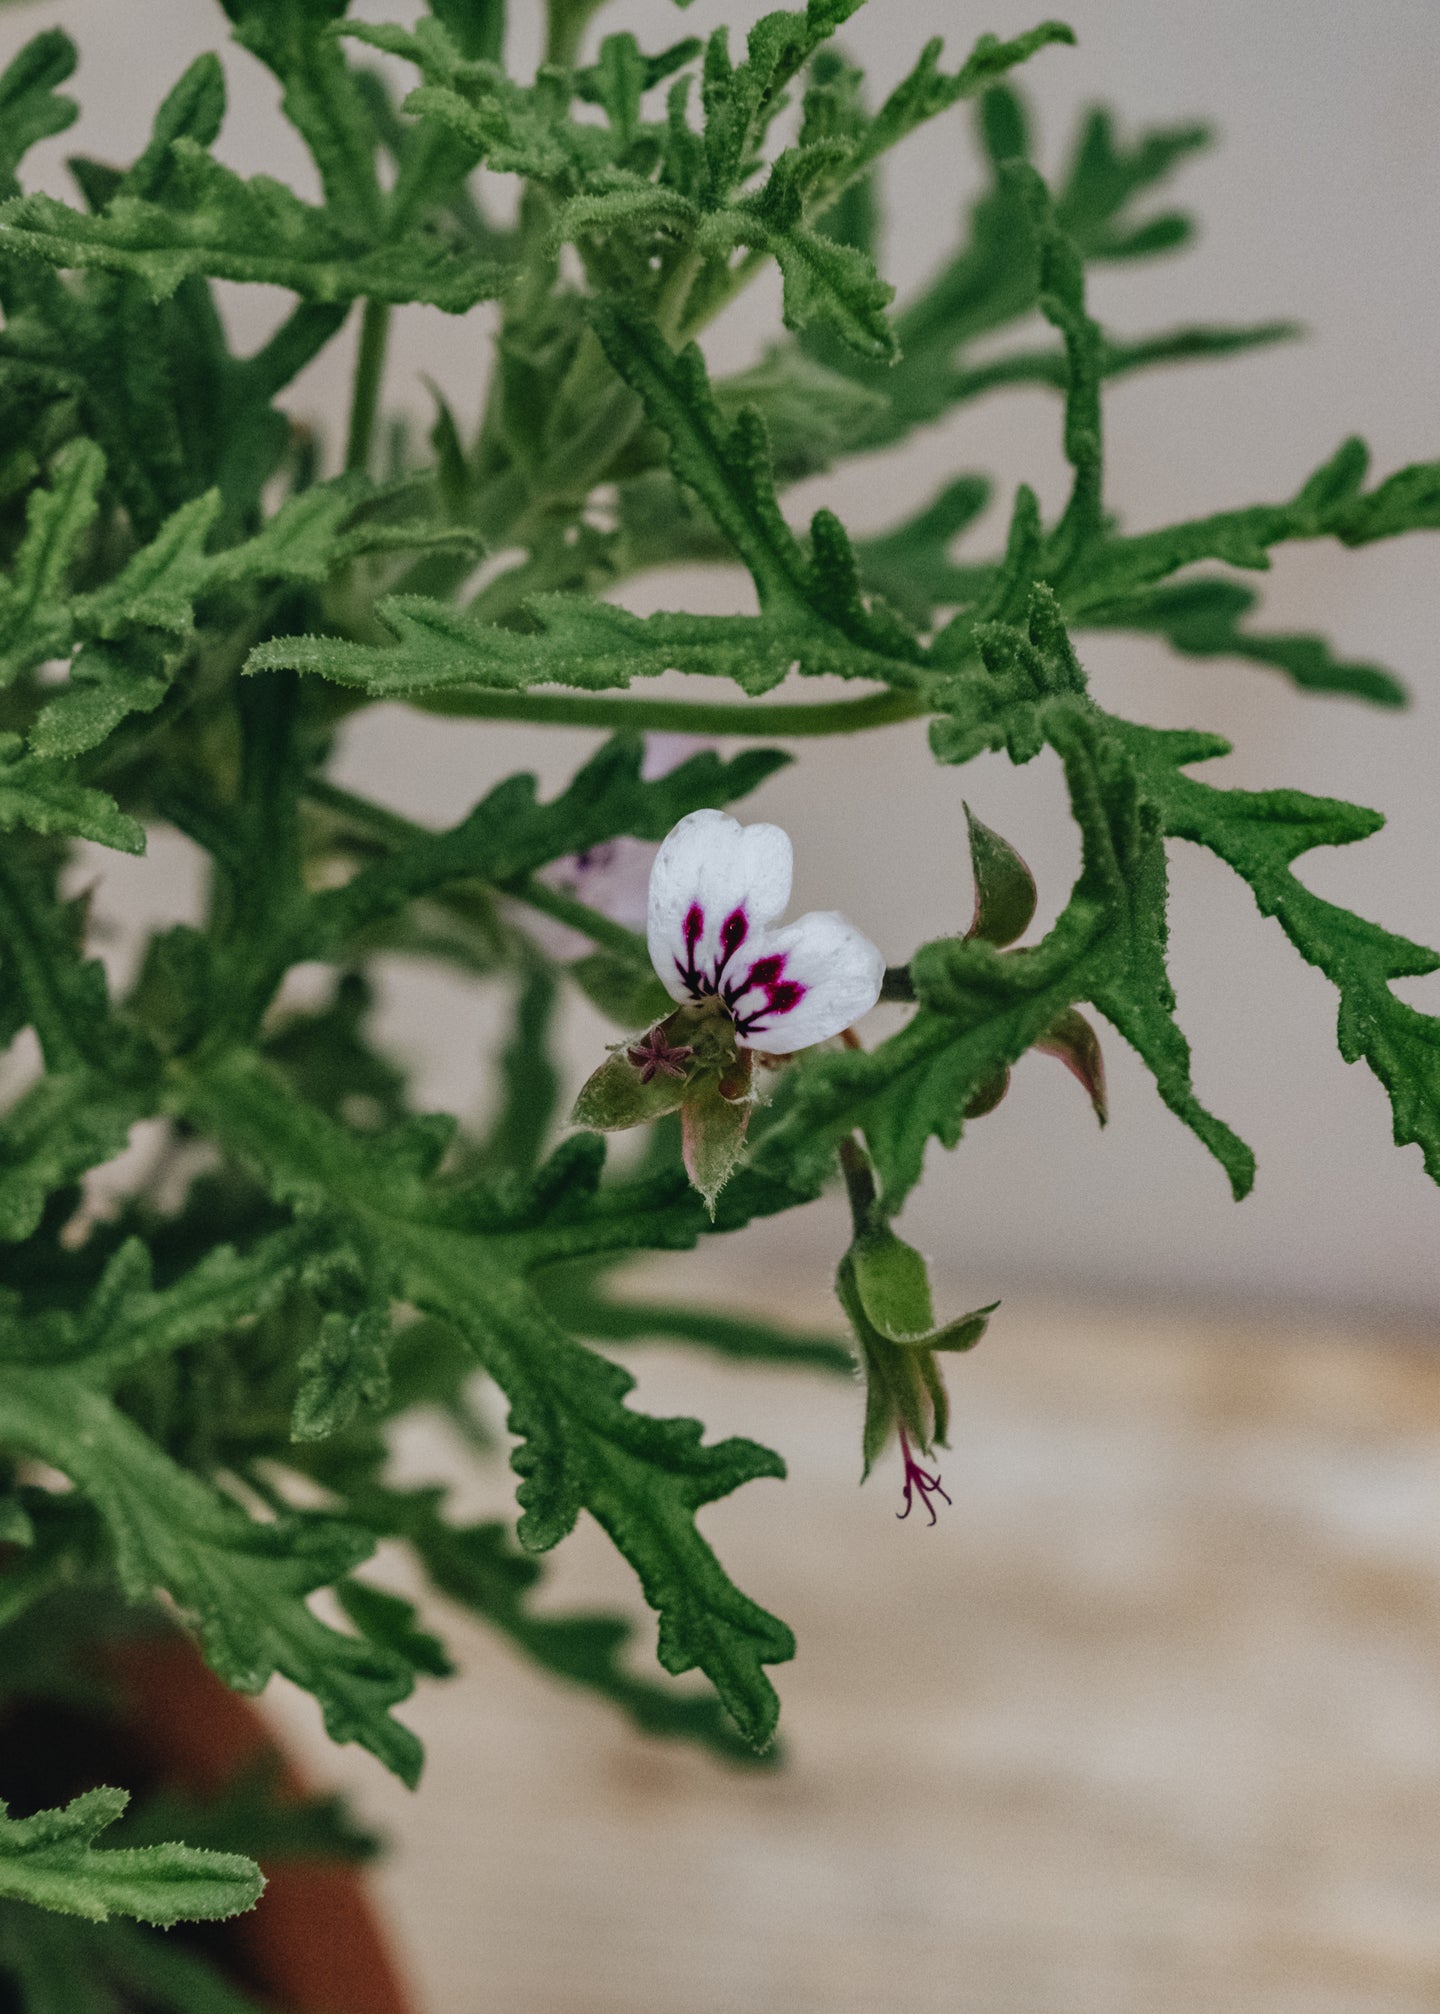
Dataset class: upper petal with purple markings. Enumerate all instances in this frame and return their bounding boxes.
[646,809,884,1053]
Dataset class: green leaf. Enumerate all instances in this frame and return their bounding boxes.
[0,1365,423,1781]
[1082,576,1407,709]
[25,641,169,764]
[337,1579,453,1679]
[1069,437,1440,613]
[0,848,154,1089]
[0,30,78,196]
[291,1304,393,1442]
[0,438,104,687]
[1118,721,1440,1183]
[0,1905,269,2014]
[250,591,911,698]
[0,1789,261,1927]
[567,949,673,1030]
[0,145,505,310]
[854,474,992,623]
[0,1074,148,1243]
[714,344,889,482]
[754,595,1254,1210]
[220,0,385,239]
[0,737,144,852]
[24,475,473,762]
[1055,101,1210,258]
[307,736,788,951]
[819,22,1075,206]
[118,1758,381,1864]
[0,1228,312,1375]
[343,1483,778,1765]
[178,1052,798,1750]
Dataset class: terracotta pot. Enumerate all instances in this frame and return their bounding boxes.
[3,1636,416,2014]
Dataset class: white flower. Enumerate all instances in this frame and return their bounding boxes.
[646,809,884,1054]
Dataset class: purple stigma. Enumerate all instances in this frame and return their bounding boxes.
[896,1425,951,1527]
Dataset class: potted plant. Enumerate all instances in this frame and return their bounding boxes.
[2,0,1437,2004]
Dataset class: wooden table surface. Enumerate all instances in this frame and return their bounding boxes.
[267,1282,1440,2014]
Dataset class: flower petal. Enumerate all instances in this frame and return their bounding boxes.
[729,909,885,1053]
[647,808,793,1005]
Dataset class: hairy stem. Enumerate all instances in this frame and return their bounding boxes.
[410,686,928,736]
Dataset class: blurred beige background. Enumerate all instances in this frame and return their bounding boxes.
[8,4,1440,2011]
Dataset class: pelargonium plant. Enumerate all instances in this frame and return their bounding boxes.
[1,0,1438,1998]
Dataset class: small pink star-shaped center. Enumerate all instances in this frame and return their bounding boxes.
[627,1027,694,1085]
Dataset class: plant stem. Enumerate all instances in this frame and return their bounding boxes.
[410,685,929,737]
[506,877,648,962]
[302,778,649,964]
[345,300,391,476]
[838,1135,879,1239]
[545,0,605,67]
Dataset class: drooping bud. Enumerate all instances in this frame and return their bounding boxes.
[837,1211,997,1498]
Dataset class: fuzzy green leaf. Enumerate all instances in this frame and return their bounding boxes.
[0,738,144,852]
[251,591,913,697]
[291,1304,393,1442]
[308,736,787,950]
[0,1362,422,1782]
[0,30,79,195]
[0,1228,312,1374]
[1083,576,1407,708]
[754,598,1253,1209]
[0,439,104,687]
[0,142,505,310]
[345,1483,777,1764]
[0,1074,148,1242]
[591,300,923,674]
[178,1052,797,1750]
[0,1791,261,1928]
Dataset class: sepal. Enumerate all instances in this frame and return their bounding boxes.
[1035,1007,1108,1123]
[681,1054,753,1217]
[571,1044,693,1131]
[964,803,1037,947]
